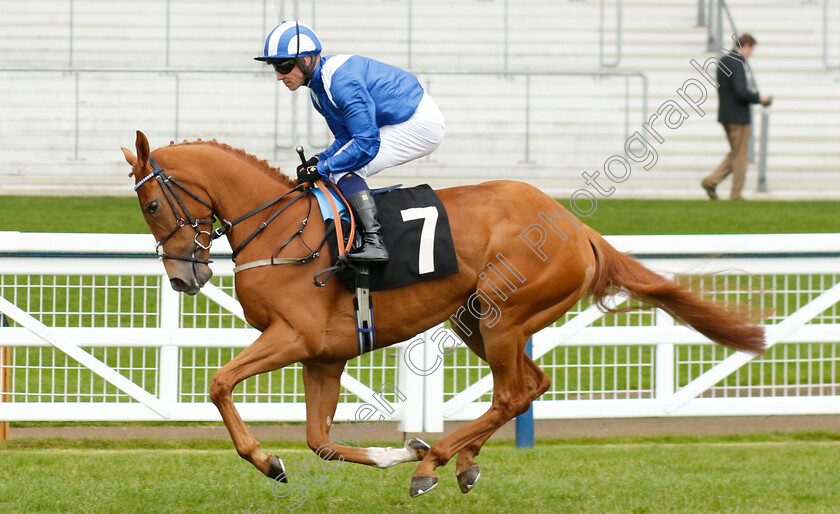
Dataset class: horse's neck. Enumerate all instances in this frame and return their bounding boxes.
[199,153,284,212]
[202,154,298,253]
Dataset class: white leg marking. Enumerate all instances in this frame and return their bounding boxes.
[366,446,416,468]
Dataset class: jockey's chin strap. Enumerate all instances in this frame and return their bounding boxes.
[135,156,216,265]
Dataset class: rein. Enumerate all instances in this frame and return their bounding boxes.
[134,156,340,273]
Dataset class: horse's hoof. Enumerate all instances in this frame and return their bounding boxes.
[268,455,288,483]
[406,438,431,460]
[409,475,438,497]
[457,465,481,493]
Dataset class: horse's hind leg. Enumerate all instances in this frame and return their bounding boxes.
[410,326,535,496]
[447,317,493,493]
[447,316,551,493]
[453,354,550,493]
[209,324,311,480]
[301,362,430,467]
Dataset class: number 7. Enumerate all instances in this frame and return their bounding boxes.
[400,206,438,274]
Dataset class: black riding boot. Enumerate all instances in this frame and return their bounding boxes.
[346,190,389,263]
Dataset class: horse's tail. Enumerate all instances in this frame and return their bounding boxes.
[584,227,766,355]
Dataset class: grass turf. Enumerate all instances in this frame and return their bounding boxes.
[2,196,839,235]
[2,197,839,511]
[1,436,839,513]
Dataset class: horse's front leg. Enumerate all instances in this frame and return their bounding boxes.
[210,324,310,480]
[302,361,430,468]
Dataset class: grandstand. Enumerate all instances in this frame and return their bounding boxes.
[0,0,838,198]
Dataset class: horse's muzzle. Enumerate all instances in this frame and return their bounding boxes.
[170,277,199,294]
[169,263,212,295]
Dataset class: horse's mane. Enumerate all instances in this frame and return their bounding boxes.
[169,139,297,189]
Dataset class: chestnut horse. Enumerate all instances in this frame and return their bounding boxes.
[123,131,765,497]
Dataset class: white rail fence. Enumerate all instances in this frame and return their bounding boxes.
[1,232,839,433]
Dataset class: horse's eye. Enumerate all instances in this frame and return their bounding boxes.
[146,201,160,215]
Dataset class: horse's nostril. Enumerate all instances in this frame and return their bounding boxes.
[170,278,188,292]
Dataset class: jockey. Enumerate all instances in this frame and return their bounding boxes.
[256,20,446,263]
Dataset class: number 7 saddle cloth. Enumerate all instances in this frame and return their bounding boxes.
[323,184,459,292]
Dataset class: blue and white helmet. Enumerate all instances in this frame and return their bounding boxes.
[255,20,322,62]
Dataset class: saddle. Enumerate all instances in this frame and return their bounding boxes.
[312,182,459,355]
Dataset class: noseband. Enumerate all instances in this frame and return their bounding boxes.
[135,156,217,265]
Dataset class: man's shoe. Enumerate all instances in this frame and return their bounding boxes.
[346,191,389,263]
[701,181,718,200]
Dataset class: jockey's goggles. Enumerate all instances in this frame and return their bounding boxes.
[270,59,297,74]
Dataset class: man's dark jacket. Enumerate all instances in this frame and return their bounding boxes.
[717,50,761,125]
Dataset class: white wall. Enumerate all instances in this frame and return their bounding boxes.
[0,0,838,198]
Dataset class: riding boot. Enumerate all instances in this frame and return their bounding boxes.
[346,190,389,263]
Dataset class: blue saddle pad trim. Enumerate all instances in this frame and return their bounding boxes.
[371,184,402,195]
[312,187,350,222]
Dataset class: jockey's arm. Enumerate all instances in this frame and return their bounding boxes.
[317,121,350,162]
[315,76,381,177]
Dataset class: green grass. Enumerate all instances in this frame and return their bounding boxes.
[1,436,839,513]
[2,196,839,235]
[2,197,840,511]
[556,198,840,235]
[0,196,149,234]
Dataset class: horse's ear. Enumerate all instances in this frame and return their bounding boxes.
[121,147,137,166]
[121,147,137,177]
[135,130,150,170]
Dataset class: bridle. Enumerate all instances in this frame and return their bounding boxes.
[134,155,324,269]
[135,156,216,265]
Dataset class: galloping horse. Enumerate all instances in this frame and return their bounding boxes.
[123,131,765,497]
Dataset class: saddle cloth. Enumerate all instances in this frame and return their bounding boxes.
[311,185,349,222]
[325,184,459,291]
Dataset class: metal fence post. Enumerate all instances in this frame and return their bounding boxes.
[73,71,80,161]
[757,109,770,192]
[503,0,509,70]
[173,72,180,143]
[165,0,171,67]
[706,0,717,52]
[521,74,533,164]
[1,314,9,440]
[822,0,837,70]
[599,0,623,68]
[748,105,755,164]
[515,338,534,449]
[69,0,74,66]
[407,0,413,69]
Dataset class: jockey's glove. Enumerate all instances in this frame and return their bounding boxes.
[296,156,321,183]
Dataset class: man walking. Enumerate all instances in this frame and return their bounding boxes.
[702,34,772,200]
